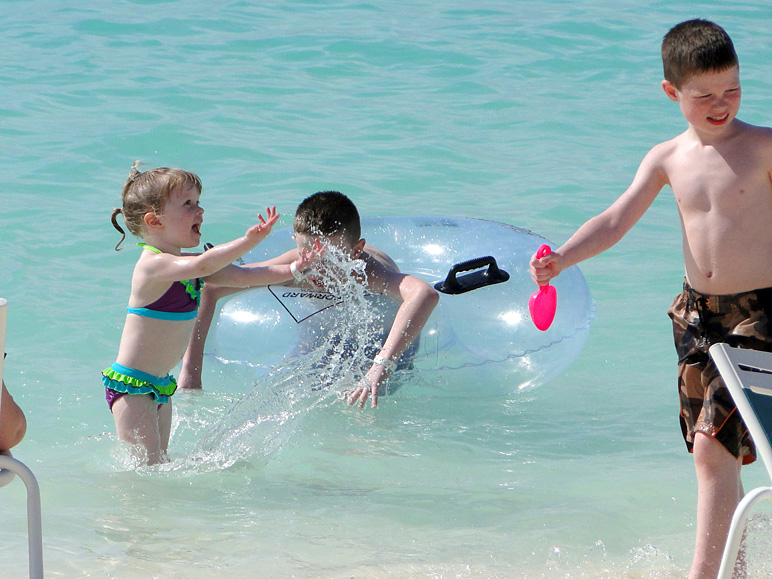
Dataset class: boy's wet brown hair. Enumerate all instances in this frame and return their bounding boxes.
[662,19,738,89]
[110,161,202,250]
[293,191,361,247]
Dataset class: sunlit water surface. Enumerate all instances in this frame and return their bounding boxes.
[3,1,772,577]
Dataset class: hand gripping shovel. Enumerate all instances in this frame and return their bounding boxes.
[529,244,557,331]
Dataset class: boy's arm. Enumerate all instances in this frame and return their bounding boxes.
[178,284,243,389]
[531,146,669,285]
[346,268,439,409]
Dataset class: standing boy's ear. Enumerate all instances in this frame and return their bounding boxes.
[662,80,679,102]
[143,211,164,231]
[352,238,366,258]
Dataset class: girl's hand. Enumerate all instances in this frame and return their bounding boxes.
[245,206,280,242]
[291,239,325,287]
[296,238,325,271]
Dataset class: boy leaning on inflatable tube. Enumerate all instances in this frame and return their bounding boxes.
[178,191,439,408]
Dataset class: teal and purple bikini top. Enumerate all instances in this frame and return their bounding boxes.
[126,244,202,321]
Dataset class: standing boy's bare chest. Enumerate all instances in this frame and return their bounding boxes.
[668,143,770,214]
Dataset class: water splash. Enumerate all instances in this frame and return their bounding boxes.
[169,244,399,472]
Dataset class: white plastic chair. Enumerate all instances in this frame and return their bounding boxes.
[0,298,44,578]
[709,343,772,579]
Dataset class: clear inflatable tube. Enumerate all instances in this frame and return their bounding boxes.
[206,216,595,397]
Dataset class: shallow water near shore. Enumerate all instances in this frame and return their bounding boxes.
[4,1,772,577]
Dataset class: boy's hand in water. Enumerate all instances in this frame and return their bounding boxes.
[345,378,377,409]
[245,206,280,242]
[345,358,394,409]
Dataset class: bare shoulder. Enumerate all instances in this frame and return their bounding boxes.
[634,134,684,177]
[720,121,772,176]
[362,245,400,274]
[360,245,406,297]
[737,121,772,151]
[620,136,679,193]
[647,132,684,162]
[737,120,772,137]
[132,248,178,279]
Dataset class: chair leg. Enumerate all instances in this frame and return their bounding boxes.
[0,453,43,579]
[717,486,772,579]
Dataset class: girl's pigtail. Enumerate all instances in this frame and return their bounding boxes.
[111,208,127,251]
[114,161,142,251]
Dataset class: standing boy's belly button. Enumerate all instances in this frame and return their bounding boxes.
[684,244,772,295]
[687,275,772,296]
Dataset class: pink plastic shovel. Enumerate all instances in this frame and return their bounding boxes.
[529,244,557,331]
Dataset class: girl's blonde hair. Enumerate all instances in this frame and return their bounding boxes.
[111,161,203,250]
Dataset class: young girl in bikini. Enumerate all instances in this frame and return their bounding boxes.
[104,162,316,465]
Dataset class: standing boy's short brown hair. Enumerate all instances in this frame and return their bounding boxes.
[661,19,738,89]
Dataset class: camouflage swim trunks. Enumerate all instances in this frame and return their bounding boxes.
[668,280,772,464]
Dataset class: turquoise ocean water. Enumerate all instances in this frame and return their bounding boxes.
[3,1,772,577]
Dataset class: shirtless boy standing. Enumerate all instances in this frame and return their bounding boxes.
[530,19,772,579]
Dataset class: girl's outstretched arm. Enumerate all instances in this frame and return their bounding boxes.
[205,239,324,287]
[141,207,281,284]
